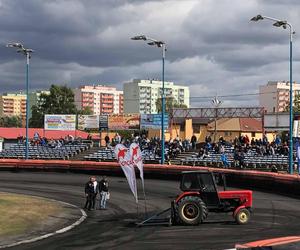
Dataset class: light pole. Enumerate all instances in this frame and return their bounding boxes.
[6,42,34,160]
[251,14,295,174]
[131,35,166,164]
[212,96,221,143]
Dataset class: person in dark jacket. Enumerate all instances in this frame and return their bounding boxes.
[191,135,197,150]
[99,176,109,209]
[84,176,98,210]
[104,135,110,148]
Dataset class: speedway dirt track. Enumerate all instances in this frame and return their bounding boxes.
[0,171,299,250]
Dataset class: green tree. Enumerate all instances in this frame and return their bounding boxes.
[155,97,187,114]
[285,94,300,113]
[29,85,77,128]
[0,116,22,127]
[77,106,93,115]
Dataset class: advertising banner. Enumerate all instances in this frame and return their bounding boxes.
[78,115,99,130]
[130,143,144,189]
[108,114,140,130]
[140,114,169,129]
[99,115,108,131]
[114,144,138,203]
[44,115,76,131]
[293,120,300,138]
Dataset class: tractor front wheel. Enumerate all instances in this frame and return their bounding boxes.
[235,208,250,225]
[177,196,208,225]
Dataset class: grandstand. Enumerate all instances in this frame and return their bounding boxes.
[83,148,161,163]
[0,143,91,160]
[0,140,292,172]
[180,145,290,171]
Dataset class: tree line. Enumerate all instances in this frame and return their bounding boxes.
[29,85,92,128]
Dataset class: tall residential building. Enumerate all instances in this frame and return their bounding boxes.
[123,79,190,114]
[0,93,26,117]
[259,81,300,113]
[28,90,50,118]
[74,85,123,115]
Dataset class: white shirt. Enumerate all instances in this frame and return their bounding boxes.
[93,181,98,193]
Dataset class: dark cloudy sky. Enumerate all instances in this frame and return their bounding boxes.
[0,0,299,107]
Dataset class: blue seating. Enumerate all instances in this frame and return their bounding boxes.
[0,143,90,160]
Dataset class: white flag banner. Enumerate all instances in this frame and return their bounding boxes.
[114,144,138,203]
[130,143,144,188]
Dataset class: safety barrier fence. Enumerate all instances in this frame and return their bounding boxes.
[1,159,300,195]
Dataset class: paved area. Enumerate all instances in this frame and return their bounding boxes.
[0,171,300,250]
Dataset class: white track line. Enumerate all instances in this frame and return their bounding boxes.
[0,198,87,249]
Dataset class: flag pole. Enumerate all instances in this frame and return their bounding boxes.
[142,183,148,217]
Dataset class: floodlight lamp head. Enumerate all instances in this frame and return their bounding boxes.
[251,14,264,22]
[273,20,287,28]
[6,42,23,48]
[156,41,164,47]
[131,35,147,41]
[147,42,156,46]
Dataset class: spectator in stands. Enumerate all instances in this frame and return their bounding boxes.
[191,135,197,150]
[87,134,92,140]
[221,152,229,168]
[244,135,250,145]
[238,151,245,168]
[220,144,225,154]
[234,136,240,146]
[205,135,212,144]
[56,140,62,148]
[99,176,109,209]
[198,147,209,159]
[182,139,190,151]
[105,134,110,148]
[68,134,75,143]
[33,132,40,142]
[274,135,281,146]
[115,133,121,144]
[262,134,268,145]
[219,136,225,145]
[40,137,47,146]
[48,138,56,148]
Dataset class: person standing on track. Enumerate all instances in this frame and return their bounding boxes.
[99,176,109,209]
[84,176,98,210]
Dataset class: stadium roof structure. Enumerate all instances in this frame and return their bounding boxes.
[0,127,98,140]
[207,118,263,132]
[172,107,264,119]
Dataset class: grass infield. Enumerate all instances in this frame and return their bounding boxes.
[0,192,62,238]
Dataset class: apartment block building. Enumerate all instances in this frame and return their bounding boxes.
[259,81,300,113]
[74,85,123,115]
[123,79,190,114]
[0,93,26,117]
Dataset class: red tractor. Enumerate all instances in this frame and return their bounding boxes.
[171,170,253,225]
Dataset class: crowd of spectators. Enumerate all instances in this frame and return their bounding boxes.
[103,132,290,165]
[17,132,84,149]
[103,132,193,162]
[196,134,290,168]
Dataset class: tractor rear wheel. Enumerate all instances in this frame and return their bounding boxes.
[177,196,208,225]
[235,208,250,225]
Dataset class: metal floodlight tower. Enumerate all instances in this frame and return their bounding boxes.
[131,35,167,164]
[212,96,222,143]
[6,42,34,160]
[251,14,295,174]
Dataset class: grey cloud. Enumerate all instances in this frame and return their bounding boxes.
[0,0,299,108]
